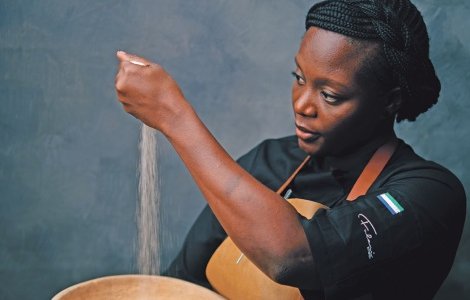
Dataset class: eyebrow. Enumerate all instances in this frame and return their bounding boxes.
[294,57,301,69]
[294,56,351,91]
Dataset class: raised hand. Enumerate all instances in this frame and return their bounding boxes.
[115,51,190,134]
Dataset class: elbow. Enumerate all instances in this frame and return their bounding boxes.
[265,253,319,288]
[266,260,297,286]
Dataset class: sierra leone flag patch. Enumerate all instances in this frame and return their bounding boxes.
[377,192,404,215]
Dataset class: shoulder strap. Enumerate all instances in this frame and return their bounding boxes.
[346,138,398,201]
[275,155,311,194]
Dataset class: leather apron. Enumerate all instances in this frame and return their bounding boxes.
[206,138,398,300]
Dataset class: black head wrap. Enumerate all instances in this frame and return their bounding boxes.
[306,0,440,122]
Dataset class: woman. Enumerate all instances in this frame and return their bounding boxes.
[115,0,466,298]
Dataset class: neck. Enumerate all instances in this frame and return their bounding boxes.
[321,123,396,173]
[331,121,395,159]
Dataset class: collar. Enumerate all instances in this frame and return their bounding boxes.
[310,132,396,191]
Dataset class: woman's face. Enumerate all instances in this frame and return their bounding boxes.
[292,27,390,156]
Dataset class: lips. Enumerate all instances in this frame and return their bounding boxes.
[295,123,320,141]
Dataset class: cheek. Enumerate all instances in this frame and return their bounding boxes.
[323,101,384,151]
[319,101,359,132]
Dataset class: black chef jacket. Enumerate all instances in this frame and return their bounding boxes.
[164,135,466,300]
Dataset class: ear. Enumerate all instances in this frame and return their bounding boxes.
[383,87,402,117]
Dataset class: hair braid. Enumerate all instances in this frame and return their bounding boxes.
[305,0,440,122]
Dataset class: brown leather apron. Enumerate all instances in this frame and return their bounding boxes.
[206,139,398,300]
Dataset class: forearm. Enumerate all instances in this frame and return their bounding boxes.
[162,105,313,277]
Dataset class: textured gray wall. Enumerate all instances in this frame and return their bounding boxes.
[0,0,468,299]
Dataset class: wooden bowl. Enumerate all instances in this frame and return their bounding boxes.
[52,275,225,300]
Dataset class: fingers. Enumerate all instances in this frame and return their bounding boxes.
[115,50,149,98]
[116,50,151,66]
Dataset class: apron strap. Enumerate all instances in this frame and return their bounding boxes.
[346,138,398,201]
[276,155,311,194]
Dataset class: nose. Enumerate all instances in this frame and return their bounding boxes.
[293,89,317,118]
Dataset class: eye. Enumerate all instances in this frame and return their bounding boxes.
[321,91,342,104]
[291,71,306,86]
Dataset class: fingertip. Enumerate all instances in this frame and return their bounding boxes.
[116,50,128,60]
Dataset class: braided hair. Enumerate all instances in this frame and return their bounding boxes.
[305,0,441,122]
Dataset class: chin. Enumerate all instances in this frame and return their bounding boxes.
[297,137,324,156]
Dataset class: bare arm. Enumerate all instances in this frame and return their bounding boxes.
[115,51,317,286]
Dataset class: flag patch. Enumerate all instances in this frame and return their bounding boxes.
[377,193,404,215]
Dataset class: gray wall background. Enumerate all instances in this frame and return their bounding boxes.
[1,0,469,299]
